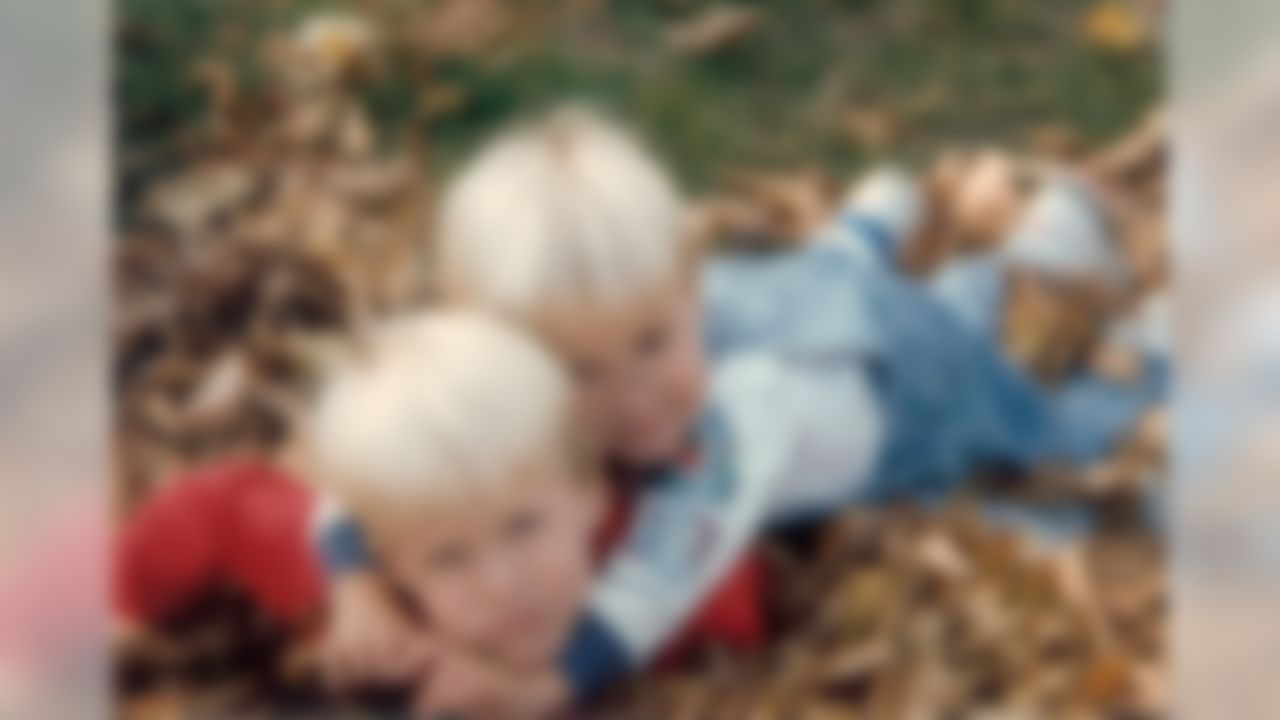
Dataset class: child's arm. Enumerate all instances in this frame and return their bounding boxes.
[559,349,886,699]
[118,462,323,627]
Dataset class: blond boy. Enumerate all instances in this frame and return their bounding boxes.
[115,309,598,717]
[308,310,601,715]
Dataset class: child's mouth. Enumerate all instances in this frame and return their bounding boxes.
[498,604,553,638]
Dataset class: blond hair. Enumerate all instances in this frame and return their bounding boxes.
[306,310,577,535]
[435,105,688,319]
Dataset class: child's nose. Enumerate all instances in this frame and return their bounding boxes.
[476,549,521,593]
[617,372,661,414]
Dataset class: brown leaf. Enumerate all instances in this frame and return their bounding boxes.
[916,530,971,582]
[293,13,379,86]
[793,699,861,720]
[1027,123,1084,161]
[190,58,238,117]
[335,103,375,158]
[842,108,899,152]
[1073,654,1135,706]
[144,164,259,237]
[184,350,252,423]
[684,197,775,251]
[419,83,469,119]
[280,95,343,149]
[727,170,837,244]
[1087,342,1146,385]
[665,5,762,56]
[818,640,892,693]
[1001,269,1109,383]
[1083,1,1152,54]
[326,159,415,208]
[411,0,514,61]
[1087,107,1166,183]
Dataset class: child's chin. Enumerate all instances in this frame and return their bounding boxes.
[615,427,687,467]
[491,632,564,671]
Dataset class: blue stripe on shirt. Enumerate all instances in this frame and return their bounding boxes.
[317,518,375,574]
[557,612,632,701]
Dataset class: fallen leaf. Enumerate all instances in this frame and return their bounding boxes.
[293,12,378,86]
[419,83,469,119]
[842,108,899,151]
[1083,1,1151,54]
[144,164,259,237]
[728,170,836,244]
[411,0,514,60]
[1027,123,1084,160]
[665,5,762,56]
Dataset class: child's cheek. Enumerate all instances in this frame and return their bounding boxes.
[420,578,493,648]
[541,539,595,641]
[677,323,710,426]
[528,514,593,609]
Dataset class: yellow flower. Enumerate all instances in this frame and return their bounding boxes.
[1084,1,1150,53]
[296,14,376,80]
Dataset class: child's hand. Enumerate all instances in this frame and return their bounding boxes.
[412,649,569,720]
[322,572,430,689]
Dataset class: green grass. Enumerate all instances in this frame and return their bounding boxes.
[116,0,1160,193]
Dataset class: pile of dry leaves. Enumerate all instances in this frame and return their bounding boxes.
[114,5,1169,719]
[602,504,1164,719]
[115,13,434,511]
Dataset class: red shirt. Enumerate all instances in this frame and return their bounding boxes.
[115,462,323,628]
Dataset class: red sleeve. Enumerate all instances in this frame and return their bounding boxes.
[115,466,233,623]
[115,462,322,627]
[655,552,768,668]
[220,464,323,626]
[593,485,769,668]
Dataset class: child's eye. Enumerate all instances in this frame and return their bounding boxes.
[570,361,599,386]
[428,545,469,572]
[507,510,543,542]
[637,324,670,358]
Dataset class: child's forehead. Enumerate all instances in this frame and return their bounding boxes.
[533,279,696,350]
[376,463,583,537]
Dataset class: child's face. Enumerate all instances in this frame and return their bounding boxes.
[541,281,708,467]
[381,466,600,670]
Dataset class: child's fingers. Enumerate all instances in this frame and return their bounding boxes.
[415,695,474,720]
[412,681,455,719]
[413,667,485,720]
[334,634,431,686]
[320,628,437,690]
[368,642,417,683]
[321,635,376,689]
[321,647,351,690]
[400,635,441,672]
[369,636,438,685]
